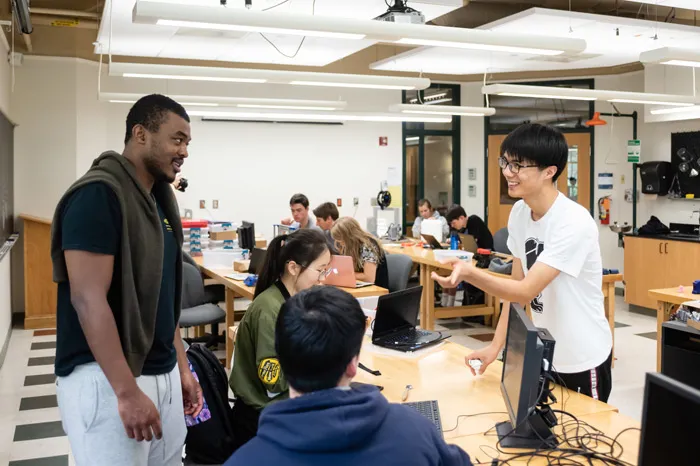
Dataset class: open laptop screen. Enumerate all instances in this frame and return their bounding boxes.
[372,286,423,340]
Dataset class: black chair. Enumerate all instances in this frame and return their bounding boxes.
[180,261,226,348]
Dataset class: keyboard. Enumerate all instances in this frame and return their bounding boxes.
[388,328,434,344]
[403,400,443,435]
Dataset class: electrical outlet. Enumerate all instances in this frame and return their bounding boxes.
[184,209,193,219]
[199,200,206,209]
[213,200,219,209]
[353,197,359,206]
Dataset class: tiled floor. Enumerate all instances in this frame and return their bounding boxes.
[0,294,656,465]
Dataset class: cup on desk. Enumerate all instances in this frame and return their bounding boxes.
[363,308,376,332]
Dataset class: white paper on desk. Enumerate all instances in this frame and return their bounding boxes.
[226,273,250,281]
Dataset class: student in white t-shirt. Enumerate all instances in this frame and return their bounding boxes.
[433,123,613,402]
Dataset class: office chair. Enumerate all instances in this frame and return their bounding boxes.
[386,254,414,293]
[181,262,226,348]
[183,251,226,304]
[493,228,511,255]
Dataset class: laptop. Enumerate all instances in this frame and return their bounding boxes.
[458,233,478,253]
[323,255,374,289]
[372,286,448,352]
[421,233,444,250]
[247,248,267,275]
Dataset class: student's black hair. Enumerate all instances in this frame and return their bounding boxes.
[276,286,366,393]
[312,202,339,221]
[418,199,433,210]
[254,229,329,299]
[289,193,309,209]
[500,123,568,183]
[124,94,190,144]
[445,205,467,225]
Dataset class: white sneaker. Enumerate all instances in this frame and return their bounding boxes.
[447,295,456,308]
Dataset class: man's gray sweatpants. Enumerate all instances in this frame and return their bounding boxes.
[57,362,187,466]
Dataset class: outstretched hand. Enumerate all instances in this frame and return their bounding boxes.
[430,257,474,289]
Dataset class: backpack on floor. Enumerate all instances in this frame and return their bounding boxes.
[185,344,237,464]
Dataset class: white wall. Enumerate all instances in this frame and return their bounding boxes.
[460,82,485,219]
[0,43,10,119]
[15,58,404,240]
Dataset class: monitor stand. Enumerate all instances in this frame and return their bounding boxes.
[495,414,557,450]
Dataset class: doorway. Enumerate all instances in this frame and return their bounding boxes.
[487,132,591,233]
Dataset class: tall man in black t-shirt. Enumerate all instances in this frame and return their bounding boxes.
[51,95,202,465]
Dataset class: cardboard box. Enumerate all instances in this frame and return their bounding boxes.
[210,230,237,241]
[234,260,250,272]
[255,237,267,248]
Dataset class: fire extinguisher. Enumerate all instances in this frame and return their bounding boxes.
[598,196,611,225]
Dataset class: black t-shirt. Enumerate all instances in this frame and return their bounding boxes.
[454,215,494,251]
[54,182,178,377]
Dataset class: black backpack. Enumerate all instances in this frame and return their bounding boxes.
[185,344,237,464]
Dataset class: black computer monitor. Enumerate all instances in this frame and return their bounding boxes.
[496,304,556,449]
[238,221,255,251]
[638,373,700,466]
[247,248,266,276]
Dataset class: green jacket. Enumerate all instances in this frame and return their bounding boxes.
[229,283,290,410]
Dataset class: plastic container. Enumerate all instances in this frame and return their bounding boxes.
[433,250,474,263]
[202,250,242,269]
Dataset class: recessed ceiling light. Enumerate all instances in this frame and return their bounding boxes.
[390,104,495,117]
[640,47,700,68]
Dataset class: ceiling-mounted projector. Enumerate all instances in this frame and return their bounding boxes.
[375,0,425,25]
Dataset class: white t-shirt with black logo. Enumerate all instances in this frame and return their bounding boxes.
[507,193,612,374]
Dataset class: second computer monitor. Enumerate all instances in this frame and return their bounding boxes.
[238,221,255,251]
[496,304,555,449]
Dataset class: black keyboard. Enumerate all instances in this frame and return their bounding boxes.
[403,400,443,435]
[389,328,433,344]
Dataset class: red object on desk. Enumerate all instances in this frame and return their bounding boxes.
[182,220,209,228]
[476,248,492,255]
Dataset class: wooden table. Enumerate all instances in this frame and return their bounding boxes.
[193,256,388,365]
[353,339,638,464]
[648,286,695,371]
[384,245,500,330]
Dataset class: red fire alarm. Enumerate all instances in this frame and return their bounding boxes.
[337,198,343,207]
[379,136,388,146]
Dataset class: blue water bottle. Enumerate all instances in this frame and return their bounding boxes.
[450,232,459,250]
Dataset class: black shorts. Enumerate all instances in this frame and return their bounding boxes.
[231,398,261,449]
[554,352,613,403]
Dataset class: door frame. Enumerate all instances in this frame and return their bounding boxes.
[402,83,462,232]
[483,78,596,225]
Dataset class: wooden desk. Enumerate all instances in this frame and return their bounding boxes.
[384,245,500,330]
[193,256,388,366]
[648,286,695,371]
[451,410,640,465]
[352,339,635,463]
[20,214,57,329]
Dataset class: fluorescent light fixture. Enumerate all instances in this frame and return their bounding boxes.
[640,47,700,68]
[186,108,452,123]
[122,73,267,84]
[626,1,700,10]
[390,104,495,117]
[405,136,420,142]
[395,38,563,55]
[156,19,365,40]
[482,84,700,107]
[410,92,449,103]
[650,105,700,115]
[110,62,430,91]
[99,92,347,111]
[425,98,453,105]
[133,1,587,56]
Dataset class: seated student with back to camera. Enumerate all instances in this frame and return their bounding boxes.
[228,229,331,448]
[412,199,449,240]
[434,123,613,402]
[280,193,316,229]
[330,217,389,289]
[224,286,473,466]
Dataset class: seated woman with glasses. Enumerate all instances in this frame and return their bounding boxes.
[331,217,389,289]
[228,229,331,450]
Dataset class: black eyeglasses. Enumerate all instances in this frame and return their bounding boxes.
[498,156,539,174]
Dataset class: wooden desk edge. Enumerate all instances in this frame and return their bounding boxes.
[19,214,53,225]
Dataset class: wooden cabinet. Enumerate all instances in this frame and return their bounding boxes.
[624,236,700,309]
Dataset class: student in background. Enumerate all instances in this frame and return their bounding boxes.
[280,193,316,229]
[412,199,448,240]
[331,217,389,289]
[445,205,494,250]
[313,202,339,232]
[313,202,340,252]
[224,286,473,466]
[229,229,331,448]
